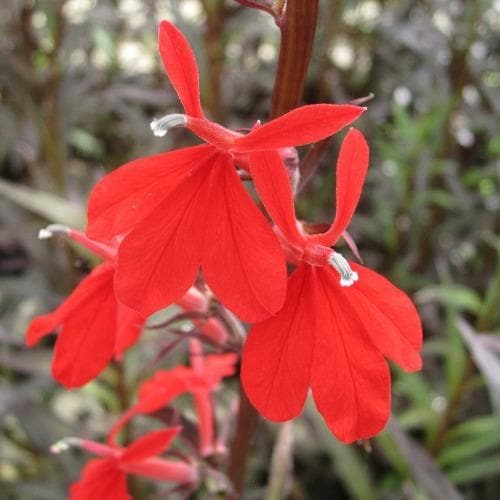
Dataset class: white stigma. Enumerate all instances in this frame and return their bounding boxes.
[150,113,187,137]
[328,252,359,287]
[38,224,69,240]
[50,437,82,454]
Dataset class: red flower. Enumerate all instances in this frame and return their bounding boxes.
[25,226,144,388]
[241,128,423,443]
[86,20,365,322]
[52,428,197,500]
[107,350,237,448]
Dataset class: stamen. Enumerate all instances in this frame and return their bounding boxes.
[38,224,70,240]
[328,252,359,287]
[50,437,82,454]
[150,113,187,137]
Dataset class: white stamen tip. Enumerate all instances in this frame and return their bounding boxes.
[328,252,358,287]
[150,113,187,137]
[50,437,82,454]
[38,224,69,240]
[38,229,53,240]
[340,272,358,287]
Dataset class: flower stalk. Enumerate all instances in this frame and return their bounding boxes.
[227,0,319,495]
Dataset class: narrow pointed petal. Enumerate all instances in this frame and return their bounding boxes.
[108,367,207,444]
[121,428,180,464]
[52,265,117,388]
[202,353,238,385]
[311,128,369,247]
[241,264,316,421]
[114,303,144,356]
[311,268,391,443]
[115,161,212,317]
[248,150,305,247]
[343,263,423,371]
[87,145,212,242]
[234,104,365,152]
[70,459,129,500]
[25,264,113,347]
[202,157,286,322]
[158,21,204,118]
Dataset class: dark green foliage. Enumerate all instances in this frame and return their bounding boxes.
[0,1,499,498]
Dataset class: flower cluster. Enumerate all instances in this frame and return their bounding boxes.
[26,20,422,497]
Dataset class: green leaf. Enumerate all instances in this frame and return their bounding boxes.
[415,285,482,314]
[0,179,85,228]
[438,431,500,468]
[445,415,500,442]
[448,454,500,485]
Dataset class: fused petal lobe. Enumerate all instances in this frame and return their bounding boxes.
[70,459,129,500]
[115,156,213,317]
[25,264,114,347]
[51,265,117,388]
[87,145,212,242]
[241,264,316,421]
[202,156,286,322]
[344,263,423,371]
[311,268,391,443]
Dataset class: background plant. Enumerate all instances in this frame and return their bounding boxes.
[0,0,499,499]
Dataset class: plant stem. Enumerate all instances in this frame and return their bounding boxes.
[227,390,261,497]
[270,0,319,118]
[227,1,319,497]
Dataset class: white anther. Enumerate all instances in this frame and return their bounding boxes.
[328,252,359,287]
[150,113,187,137]
[50,437,82,454]
[38,224,69,240]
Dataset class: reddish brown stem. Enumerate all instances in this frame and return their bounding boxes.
[227,1,319,497]
[270,0,319,118]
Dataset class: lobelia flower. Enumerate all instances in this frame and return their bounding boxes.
[25,225,144,388]
[241,128,423,443]
[86,20,365,322]
[25,226,223,388]
[107,350,237,452]
[51,428,197,499]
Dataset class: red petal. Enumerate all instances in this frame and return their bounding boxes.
[202,156,286,322]
[343,263,423,371]
[311,128,369,247]
[70,459,129,500]
[26,313,63,347]
[115,158,213,317]
[202,353,238,386]
[52,265,117,388]
[114,303,144,356]
[87,145,212,242]
[158,21,204,118]
[311,268,391,443]
[248,150,305,247]
[121,428,180,464]
[241,264,316,421]
[25,264,113,347]
[234,104,365,152]
[107,367,206,444]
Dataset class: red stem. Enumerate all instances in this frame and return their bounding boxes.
[227,1,319,497]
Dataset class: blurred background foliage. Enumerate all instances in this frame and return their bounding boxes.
[1,0,499,499]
